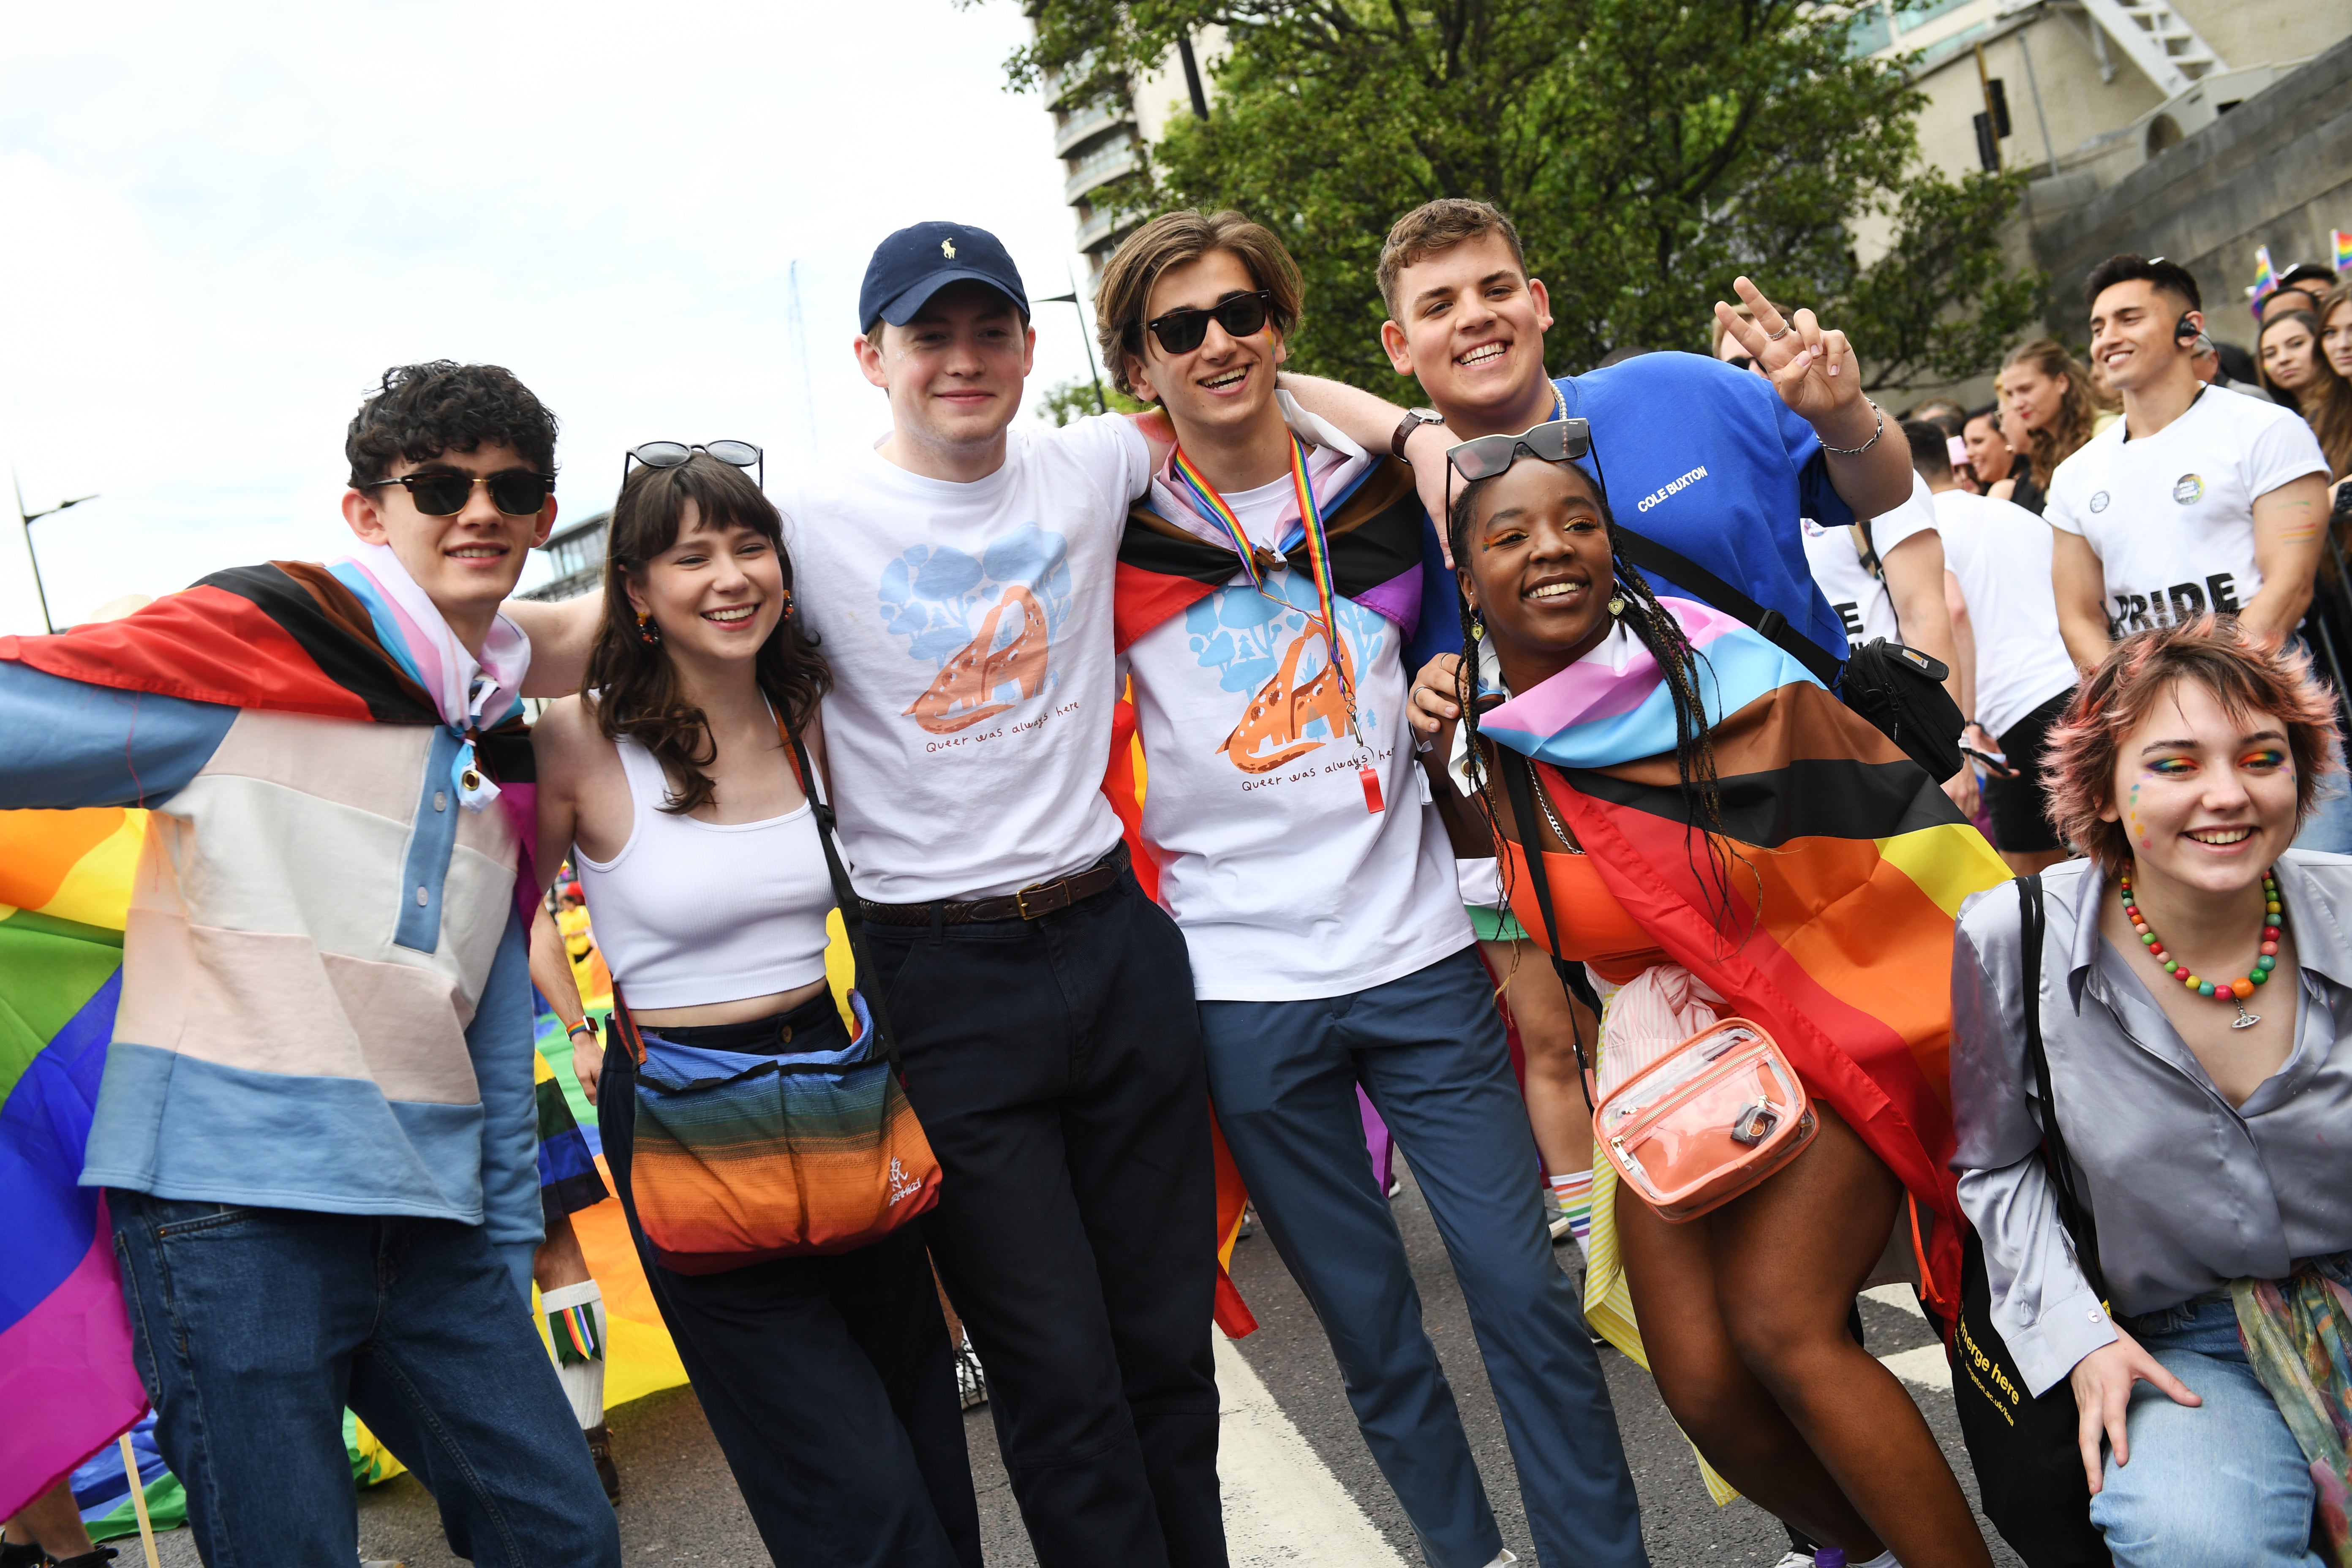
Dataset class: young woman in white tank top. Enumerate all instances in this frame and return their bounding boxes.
[532,451,981,1568]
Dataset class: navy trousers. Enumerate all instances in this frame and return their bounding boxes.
[861,869,1226,1568]
[1198,945,1647,1568]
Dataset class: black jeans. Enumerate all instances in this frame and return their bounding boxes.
[600,996,983,1568]
[863,868,1225,1568]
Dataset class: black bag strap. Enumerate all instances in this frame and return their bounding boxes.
[2017,874,2107,1302]
[789,730,904,1071]
[1607,518,1845,690]
[1498,750,1600,1092]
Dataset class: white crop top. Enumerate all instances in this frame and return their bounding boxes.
[572,731,836,1009]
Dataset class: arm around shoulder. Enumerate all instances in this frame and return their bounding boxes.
[507,592,605,700]
[530,694,593,890]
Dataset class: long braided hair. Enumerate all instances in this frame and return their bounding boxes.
[1446,458,1752,946]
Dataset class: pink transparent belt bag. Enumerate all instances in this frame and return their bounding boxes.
[1588,966,1818,1223]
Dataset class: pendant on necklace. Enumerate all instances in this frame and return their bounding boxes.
[2230,1000,2261,1030]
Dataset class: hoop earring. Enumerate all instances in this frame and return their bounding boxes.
[636,610,660,646]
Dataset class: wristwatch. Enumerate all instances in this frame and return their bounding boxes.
[1391,407,1445,462]
[566,1016,599,1043]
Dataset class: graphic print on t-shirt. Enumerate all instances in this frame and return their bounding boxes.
[1187,574,1383,775]
[878,522,1072,733]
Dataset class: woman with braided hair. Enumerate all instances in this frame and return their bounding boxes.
[1408,430,2009,1568]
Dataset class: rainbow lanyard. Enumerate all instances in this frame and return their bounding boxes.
[1170,433,1358,739]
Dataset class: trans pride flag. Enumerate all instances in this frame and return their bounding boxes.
[0,806,151,1519]
[1484,598,2011,1314]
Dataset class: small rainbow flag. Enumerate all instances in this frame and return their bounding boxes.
[2251,244,2278,316]
[2333,229,2351,277]
[548,1301,604,1367]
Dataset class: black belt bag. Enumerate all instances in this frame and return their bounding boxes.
[1609,520,1963,779]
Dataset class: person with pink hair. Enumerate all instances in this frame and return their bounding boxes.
[1951,616,2352,1565]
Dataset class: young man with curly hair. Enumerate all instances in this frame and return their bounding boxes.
[0,363,622,1567]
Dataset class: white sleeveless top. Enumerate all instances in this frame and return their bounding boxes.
[572,729,835,1010]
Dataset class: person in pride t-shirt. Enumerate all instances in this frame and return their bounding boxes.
[2049,254,2330,662]
[509,221,1456,1568]
[1098,209,1645,1568]
[2046,253,2339,850]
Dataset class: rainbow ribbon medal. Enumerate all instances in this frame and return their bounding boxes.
[1170,434,1368,759]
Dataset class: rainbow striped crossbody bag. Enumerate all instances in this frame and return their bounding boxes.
[613,730,941,1274]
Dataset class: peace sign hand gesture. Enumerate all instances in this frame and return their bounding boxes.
[1713,277,1870,438]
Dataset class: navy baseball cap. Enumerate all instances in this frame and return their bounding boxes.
[859,221,1032,334]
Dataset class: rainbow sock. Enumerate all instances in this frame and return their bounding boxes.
[1550,1169,1594,1261]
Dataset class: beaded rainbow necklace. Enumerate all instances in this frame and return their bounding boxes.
[2118,865,2281,1030]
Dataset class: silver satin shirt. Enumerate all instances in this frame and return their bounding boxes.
[1949,851,2352,1396]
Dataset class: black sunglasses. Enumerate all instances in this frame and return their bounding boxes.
[623,440,763,492]
[364,470,553,517]
[1144,290,1276,356]
[1443,418,1594,482]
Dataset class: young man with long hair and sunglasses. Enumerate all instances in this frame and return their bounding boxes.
[1097,207,1646,1568]
[0,362,622,1566]
[508,222,1460,1568]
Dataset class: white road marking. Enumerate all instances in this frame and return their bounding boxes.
[1861,1285,1954,1390]
[1215,1334,1410,1566]
[1862,1283,1925,1319]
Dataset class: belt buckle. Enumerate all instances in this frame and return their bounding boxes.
[1013,879,1058,920]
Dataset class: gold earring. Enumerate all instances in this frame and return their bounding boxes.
[1607,596,1626,617]
[1469,616,1484,641]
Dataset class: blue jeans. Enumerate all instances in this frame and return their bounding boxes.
[2293,740,2352,852]
[1197,946,1646,1568]
[110,1192,621,1568]
[2090,1292,2323,1567]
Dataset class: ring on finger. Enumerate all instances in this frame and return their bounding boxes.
[1765,324,1794,341]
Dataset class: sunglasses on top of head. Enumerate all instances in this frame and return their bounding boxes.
[1443,418,1594,483]
[1143,290,1277,356]
[623,440,764,492]
[362,469,554,518]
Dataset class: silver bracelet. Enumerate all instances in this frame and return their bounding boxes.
[1819,401,1883,457]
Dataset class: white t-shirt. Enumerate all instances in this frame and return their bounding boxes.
[1798,474,1938,645]
[1932,488,2079,739]
[1122,401,1472,1001]
[781,416,1152,902]
[2045,386,2329,638]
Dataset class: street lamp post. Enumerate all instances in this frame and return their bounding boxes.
[12,470,98,634]
[1041,262,1111,416]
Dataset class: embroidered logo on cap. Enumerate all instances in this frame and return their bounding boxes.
[942,238,957,259]
[2172,474,2204,505]
[2089,490,2110,513]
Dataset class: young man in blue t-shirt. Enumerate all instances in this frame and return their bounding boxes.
[1376,199,1916,681]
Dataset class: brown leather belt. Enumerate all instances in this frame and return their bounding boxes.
[857,843,1130,927]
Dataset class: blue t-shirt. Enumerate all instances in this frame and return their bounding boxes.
[1405,351,1854,677]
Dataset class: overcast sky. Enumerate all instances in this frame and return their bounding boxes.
[0,1,1109,631]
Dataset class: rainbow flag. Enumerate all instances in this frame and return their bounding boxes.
[1484,599,2010,1315]
[2333,229,2351,277]
[0,807,153,1519]
[2253,244,2279,316]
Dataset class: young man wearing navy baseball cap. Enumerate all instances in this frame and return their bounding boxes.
[509,218,1457,1568]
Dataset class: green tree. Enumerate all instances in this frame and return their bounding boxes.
[1000,0,2043,394]
[1033,373,1150,426]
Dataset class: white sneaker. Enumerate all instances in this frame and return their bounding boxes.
[1478,1554,1518,1568]
[1768,1554,1816,1568]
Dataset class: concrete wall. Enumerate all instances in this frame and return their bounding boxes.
[2026,32,2352,354]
